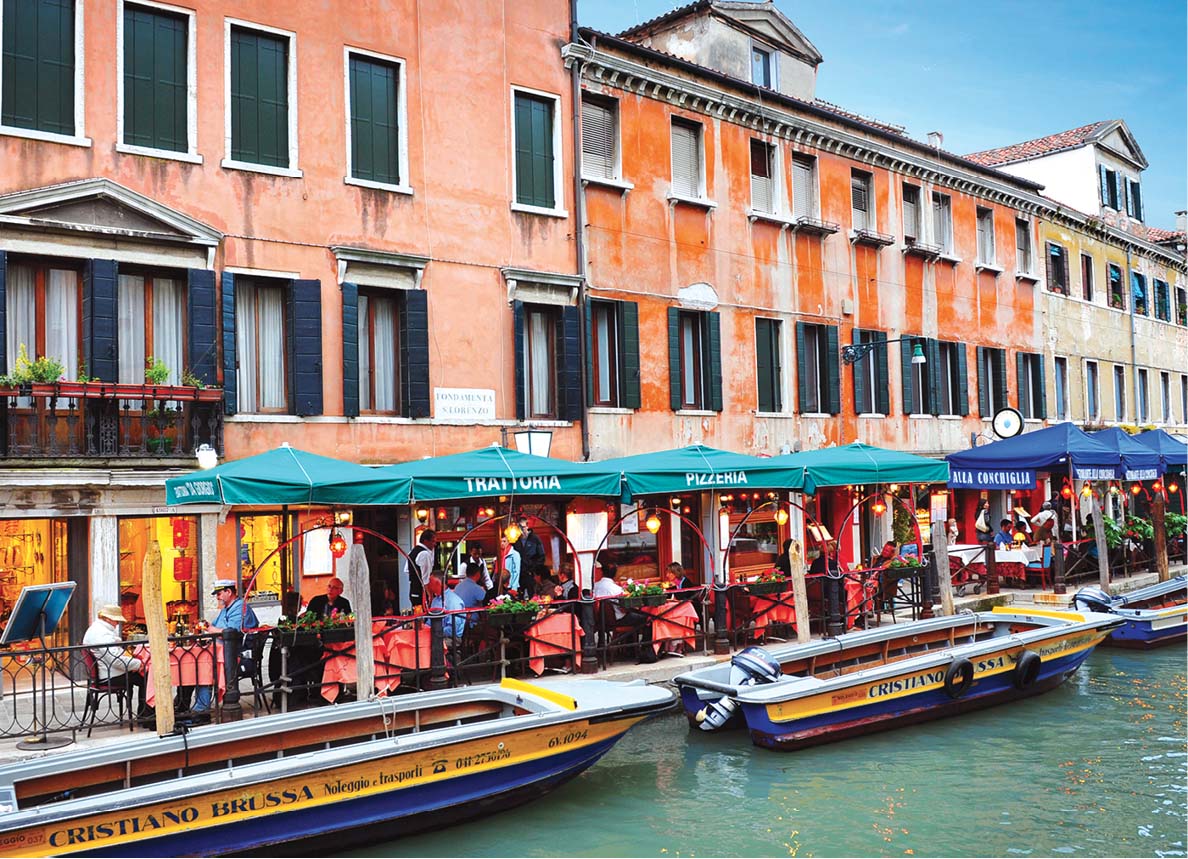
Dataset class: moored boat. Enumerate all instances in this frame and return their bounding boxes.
[673,607,1120,751]
[0,677,673,857]
[1071,575,1187,648]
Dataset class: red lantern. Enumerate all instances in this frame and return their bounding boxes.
[173,555,193,582]
[1060,485,1073,499]
[1131,484,1142,496]
[171,517,190,549]
[871,500,887,516]
[329,530,348,559]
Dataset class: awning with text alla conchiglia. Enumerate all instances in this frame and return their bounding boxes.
[945,423,1122,489]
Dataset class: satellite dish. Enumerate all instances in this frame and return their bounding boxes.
[991,407,1024,439]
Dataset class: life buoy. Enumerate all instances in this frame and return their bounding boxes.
[943,658,974,698]
[1013,649,1042,690]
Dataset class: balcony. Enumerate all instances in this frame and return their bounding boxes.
[849,228,896,248]
[0,382,223,462]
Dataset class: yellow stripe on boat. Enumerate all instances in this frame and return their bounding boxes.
[990,606,1086,622]
[500,677,578,711]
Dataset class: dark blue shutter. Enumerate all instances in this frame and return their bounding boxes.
[341,282,359,418]
[976,346,988,416]
[186,269,217,386]
[83,259,118,382]
[559,305,582,422]
[873,331,890,415]
[620,300,640,409]
[400,289,430,418]
[667,307,681,411]
[926,338,941,415]
[1037,354,1048,419]
[850,331,866,416]
[706,311,722,412]
[794,321,808,413]
[0,250,7,374]
[221,273,237,415]
[956,344,969,416]
[513,301,525,421]
[289,279,322,416]
[996,350,1008,414]
[900,338,914,414]
[583,301,594,406]
[1099,165,1109,207]
[757,319,775,413]
[824,325,840,414]
[1016,352,1026,414]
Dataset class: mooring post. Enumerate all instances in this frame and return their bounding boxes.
[985,540,1000,596]
[713,583,731,655]
[580,593,598,674]
[220,628,243,722]
[427,612,448,690]
[1052,538,1066,595]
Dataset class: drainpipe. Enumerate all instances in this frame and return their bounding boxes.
[569,0,591,462]
[1126,246,1137,423]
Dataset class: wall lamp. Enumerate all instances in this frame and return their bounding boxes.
[841,337,926,365]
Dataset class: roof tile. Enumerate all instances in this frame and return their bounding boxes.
[964,121,1110,166]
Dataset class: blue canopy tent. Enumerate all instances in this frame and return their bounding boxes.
[947,423,1122,490]
[1087,428,1165,479]
[1133,429,1188,469]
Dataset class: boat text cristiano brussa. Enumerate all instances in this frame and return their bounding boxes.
[1071,575,1187,648]
[0,678,674,857]
[673,607,1121,751]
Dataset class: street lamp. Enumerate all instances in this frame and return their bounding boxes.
[841,337,926,365]
[195,443,218,470]
[513,429,553,458]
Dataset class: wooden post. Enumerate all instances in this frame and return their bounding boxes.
[140,540,174,736]
[933,524,954,616]
[789,540,810,644]
[985,539,999,595]
[1089,489,1110,590]
[1152,490,1170,582]
[346,541,375,700]
[1052,539,1066,595]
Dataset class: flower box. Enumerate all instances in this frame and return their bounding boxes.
[487,610,536,628]
[745,579,787,596]
[319,627,356,644]
[622,593,667,608]
[273,629,320,648]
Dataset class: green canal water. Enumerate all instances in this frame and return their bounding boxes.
[360,647,1186,858]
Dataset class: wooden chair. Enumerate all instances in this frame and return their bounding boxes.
[81,649,132,737]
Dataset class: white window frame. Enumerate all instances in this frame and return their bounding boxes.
[937,340,962,417]
[1113,364,1127,422]
[754,315,786,414]
[0,0,90,147]
[1160,371,1171,423]
[975,206,998,269]
[1053,355,1069,421]
[1137,368,1150,423]
[850,170,873,232]
[509,85,567,218]
[750,40,777,87]
[222,17,301,178]
[1015,217,1033,276]
[1084,359,1100,421]
[748,138,780,217]
[116,0,200,163]
[342,46,411,195]
[579,93,629,188]
[668,117,711,206]
[790,153,817,220]
[931,191,954,256]
[902,183,922,241]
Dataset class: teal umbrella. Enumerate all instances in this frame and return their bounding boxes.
[771,442,948,494]
[379,445,623,501]
[165,445,411,506]
[593,444,805,500]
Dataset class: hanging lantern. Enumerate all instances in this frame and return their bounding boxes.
[504,521,523,543]
[1061,485,1073,499]
[645,512,663,534]
[1130,484,1142,496]
[871,499,887,516]
[329,529,348,559]
[172,555,193,582]
[1013,531,1026,544]
[774,508,789,526]
[171,517,190,549]
[436,509,448,520]
[670,496,682,508]
[415,507,429,522]
[1168,482,1180,494]
[1152,481,1163,493]
[682,505,691,515]
[1081,485,1093,497]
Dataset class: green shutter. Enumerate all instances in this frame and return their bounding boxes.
[824,325,840,414]
[873,331,890,415]
[123,5,186,151]
[349,55,399,185]
[901,338,914,414]
[995,350,1008,414]
[795,321,808,413]
[706,311,722,412]
[976,346,989,416]
[2,0,74,134]
[1016,352,1025,413]
[667,307,681,411]
[514,93,554,209]
[230,27,288,167]
[926,338,941,415]
[851,331,867,415]
[1037,354,1048,419]
[619,300,641,409]
[956,343,969,416]
[583,300,594,407]
[756,319,774,413]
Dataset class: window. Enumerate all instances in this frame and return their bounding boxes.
[1127,179,1143,220]
[1085,360,1100,420]
[670,118,703,199]
[522,305,557,417]
[902,184,921,241]
[931,192,952,254]
[1108,263,1125,310]
[795,322,840,415]
[356,291,400,413]
[4,260,80,383]
[235,278,288,413]
[1017,352,1045,419]
[850,171,872,232]
[121,3,191,155]
[904,337,931,415]
[975,207,995,265]
[1160,371,1171,423]
[754,318,783,413]
[512,89,560,210]
[1045,243,1069,295]
[1132,272,1148,316]
[749,140,776,214]
[227,23,295,170]
[1099,165,1119,210]
[589,299,640,409]
[667,309,720,412]
[791,155,816,219]
[976,346,1007,417]
[751,45,773,87]
[851,329,889,415]
[581,95,619,182]
[1154,279,1171,321]
[1113,364,1126,421]
[1177,288,1188,326]
[936,341,967,417]
[1015,218,1032,273]
[678,311,705,409]
[1137,368,1149,423]
[1054,356,1068,421]
[1080,254,1094,302]
[1,0,80,138]
[347,51,405,188]
[118,271,185,385]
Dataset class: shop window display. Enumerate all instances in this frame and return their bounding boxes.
[0,518,71,646]
[117,516,199,631]
[239,515,285,601]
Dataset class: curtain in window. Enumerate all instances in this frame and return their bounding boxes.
[528,311,551,416]
[372,294,396,412]
[5,263,36,367]
[357,294,371,411]
[258,286,285,410]
[46,269,78,382]
[153,278,184,385]
[118,274,146,383]
[236,282,258,411]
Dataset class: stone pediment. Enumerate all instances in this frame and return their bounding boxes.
[1095,121,1147,170]
[713,1,823,64]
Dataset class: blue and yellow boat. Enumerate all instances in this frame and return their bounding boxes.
[1072,575,1187,648]
[0,678,673,856]
[673,607,1120,751]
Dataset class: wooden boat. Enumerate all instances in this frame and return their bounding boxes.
[0,677,673,857]
[672,607,1120,751]
[1071,576,1187,648]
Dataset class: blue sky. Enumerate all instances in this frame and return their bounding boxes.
[580,0,1187,230]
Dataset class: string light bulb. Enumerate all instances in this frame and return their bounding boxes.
[871,499,887,516]
[504,521,522,542]
[1168,482,1179,494]
[1130,484,1142,496]
[645,511,663,534]
[1061,485,1073,499]
[328,529,348,559]
[774,508,789,525]
[1081,486,1093,497]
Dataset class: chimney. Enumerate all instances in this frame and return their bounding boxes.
[927,131,943,149]
[1176,211,1187,233]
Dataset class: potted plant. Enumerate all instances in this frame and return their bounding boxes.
[276,608,356,645]
[181,368,224,402]
[0,344,65,395]
[621,579,668,607]
[486,596,540,627]
[745,570,788,595]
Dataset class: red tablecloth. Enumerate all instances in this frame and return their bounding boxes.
[323,623,435,702]
[641,600,699,653]
[525,613,584,675]
[748,595,796,637]
[142,641,224,708]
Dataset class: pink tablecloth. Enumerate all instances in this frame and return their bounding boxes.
[748,595,796,637]
[641,600,699,653]
[143,641,224,708]
[323,624,435,701]
[525,613,584,676]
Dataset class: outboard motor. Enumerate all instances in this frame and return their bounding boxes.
[1070,586,1116,614]
[695,647,783,731]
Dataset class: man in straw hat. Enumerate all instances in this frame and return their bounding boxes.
[187,579,260,722]
[83,603,150,719]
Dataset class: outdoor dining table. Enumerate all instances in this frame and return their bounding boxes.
[524,612,584,675]
[139,639,224,709]
[640,600,699,654]
[948,543,1040,586]
[321,621,434,702]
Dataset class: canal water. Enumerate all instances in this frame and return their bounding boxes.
[359,647,1186,858]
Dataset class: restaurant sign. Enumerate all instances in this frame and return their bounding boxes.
[1123,468,1159,481]
[948,469,1036,490]
[1074,466,1118,481]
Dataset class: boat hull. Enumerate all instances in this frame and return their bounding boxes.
[1102,610,1187,649]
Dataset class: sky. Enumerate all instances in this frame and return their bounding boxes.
[579,0,1188,230]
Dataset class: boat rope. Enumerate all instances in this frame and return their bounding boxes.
[378,695,396,739]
